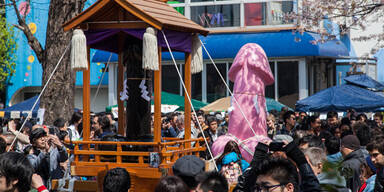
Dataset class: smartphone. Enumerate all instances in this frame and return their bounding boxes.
[48,127,55,135]
[269,142,284,151]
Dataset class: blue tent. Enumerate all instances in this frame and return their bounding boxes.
[0,96,39,118]
[296,84,384,112]
[344,74,384,91]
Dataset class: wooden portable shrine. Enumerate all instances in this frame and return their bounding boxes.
[61,0,209,191]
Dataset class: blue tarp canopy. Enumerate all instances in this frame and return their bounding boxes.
[0,96,39,118]
[344,74,384,91]
[296,84,384,112]
[92,30,349,63]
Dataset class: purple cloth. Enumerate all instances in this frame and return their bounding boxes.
[85,29,192,53]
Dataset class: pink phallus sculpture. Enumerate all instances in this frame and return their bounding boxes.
[211,43,274,162]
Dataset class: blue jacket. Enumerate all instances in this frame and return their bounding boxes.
[217,152,249,172]
[327,152,343,163]
[363,174,376,192]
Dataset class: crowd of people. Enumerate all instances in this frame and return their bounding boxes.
[0,108,383,191]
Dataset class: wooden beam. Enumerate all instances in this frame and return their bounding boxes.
[114,0,163,30]
[82,46,91,156]
[153,47,162,143]
[184,52,191,148]
[117,34,126,136]
[79,22,149,30]
[63,0,112,31]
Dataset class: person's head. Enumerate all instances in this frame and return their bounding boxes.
[69,111,82,126]
[340,135,360,157]
[176,115,185,130]
[0,152,33,192]
[53,118,67,130]
[105,112,115,123]
[283,111,296,128]
[98,115,112,133]
[216,141,242,165]
[326,111,338,127]
[0,137,6,155]
[207,116,218,133]
[299,112,307,121]
[197,113,206,125]
[366,139,384,167]
[103,168,131,192]
[356,113,367,123]
[374,112,383,126]
[308,115,321,132]
[339,123,351,134]
[254,158,299,192]
[359,162,375,184]
[325,136,340,155]
[196,171,228,192]
[298,135,322,150]
[354,122,370,146]
[172,155,205,190]
[304,147,326,176]
[171,113,179,128]
[332,127,341,139]
[267,114,276,129]
[155,176,189,192]
[29,128,47,149]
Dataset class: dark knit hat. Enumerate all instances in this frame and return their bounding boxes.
[341,135,360,151]
[29,128,47,144]
[172,155,205,177]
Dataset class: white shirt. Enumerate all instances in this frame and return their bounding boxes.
[68,125,80,141]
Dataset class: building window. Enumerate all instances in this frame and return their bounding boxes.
[190,4,240,28]
[169,0,297,29]
[206,63,227,103]
[277,61,298,108]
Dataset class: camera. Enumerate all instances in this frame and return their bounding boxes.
[269,142,284,151]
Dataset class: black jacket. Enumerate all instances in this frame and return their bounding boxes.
[375,167,384,192]
[233,142,321,192]
[340,149,365,192]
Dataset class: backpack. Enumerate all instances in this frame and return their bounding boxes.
[220,161,242,185]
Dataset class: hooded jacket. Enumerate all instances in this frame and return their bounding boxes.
[341,149,366,192]
[217,152,250,172]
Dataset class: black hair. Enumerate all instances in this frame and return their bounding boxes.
[357,113,368,122]
[283,111,295,124]
[325,136,340,155]
[354,122,370,146]
[0,137,6,154]
[308,115,319,124]
[69,111,82,125]
[103,167,131,192]
[53,118,66,129]
[198,171,228,192]
[155,176,189,192]
[254,158,299,192]
[98,115,112,132]
[0,152,33,192]
[216,141,242,168]
[207,116,218,125]
[374,112,383,120]
[299,135,323,148]
[327,111,338,119]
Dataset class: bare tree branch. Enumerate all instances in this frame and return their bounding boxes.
[10,0,45,63]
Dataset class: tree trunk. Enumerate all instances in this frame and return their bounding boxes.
[40,0,85,124]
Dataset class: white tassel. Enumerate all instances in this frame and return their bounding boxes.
[191,34,203,74]
[70,29,88,71]
[142,27,159,71]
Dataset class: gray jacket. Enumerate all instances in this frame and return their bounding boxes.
[341,149,366,192]
[27,146,68,186]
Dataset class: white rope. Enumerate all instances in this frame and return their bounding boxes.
[161,31,218,171]
[91,53,112,106]
[200,39,258,137]
[8,44,71,152]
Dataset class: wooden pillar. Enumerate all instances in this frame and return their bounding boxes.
[82,46,91,152]
[184,52,192,148]
[117,34,126,136]
[154,47,162,143]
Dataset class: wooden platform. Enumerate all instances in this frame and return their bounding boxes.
[53,138,207,191]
